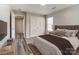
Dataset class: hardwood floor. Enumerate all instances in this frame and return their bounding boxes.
[28,44,41,55]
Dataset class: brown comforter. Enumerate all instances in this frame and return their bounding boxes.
[39,34,74,55]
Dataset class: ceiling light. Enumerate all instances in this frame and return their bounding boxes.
[40,4,46,6]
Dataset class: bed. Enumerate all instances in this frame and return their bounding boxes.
[26,25,79,55]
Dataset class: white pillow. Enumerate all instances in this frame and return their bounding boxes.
[56,28,66,32]
[65,30,78,37]
[65,30,73,37]
[56,29,78,37]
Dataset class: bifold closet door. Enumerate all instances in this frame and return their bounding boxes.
[30,15,45,37]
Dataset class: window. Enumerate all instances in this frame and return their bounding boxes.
[47,17,53,32]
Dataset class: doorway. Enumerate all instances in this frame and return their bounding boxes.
[15,16,24,39]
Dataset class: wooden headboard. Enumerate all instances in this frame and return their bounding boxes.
[55,25,79,39]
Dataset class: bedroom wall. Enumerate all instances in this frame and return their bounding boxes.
[47,5,79,25]
[0,4,10,47]
[26,13,30,38]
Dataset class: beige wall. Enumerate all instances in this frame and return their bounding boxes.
[48,5,79,25]
[0,5,10,47]
[26,13,30,38]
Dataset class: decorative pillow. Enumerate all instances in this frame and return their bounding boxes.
[50,29,78,37]
[65,31,73,37]
[56,28,66,32]
[65,30,78,37]
[55,30,66,36]
[71,30,78,37]
[49,29,66,37]
[76,31,79,39]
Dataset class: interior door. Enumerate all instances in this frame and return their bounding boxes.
[15,16,24,38]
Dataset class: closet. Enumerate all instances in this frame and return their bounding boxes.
[29,14,45,37]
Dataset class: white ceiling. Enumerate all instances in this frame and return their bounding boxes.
[10,4,75,15]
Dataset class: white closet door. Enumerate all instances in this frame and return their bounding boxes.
[30,15,45,37]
